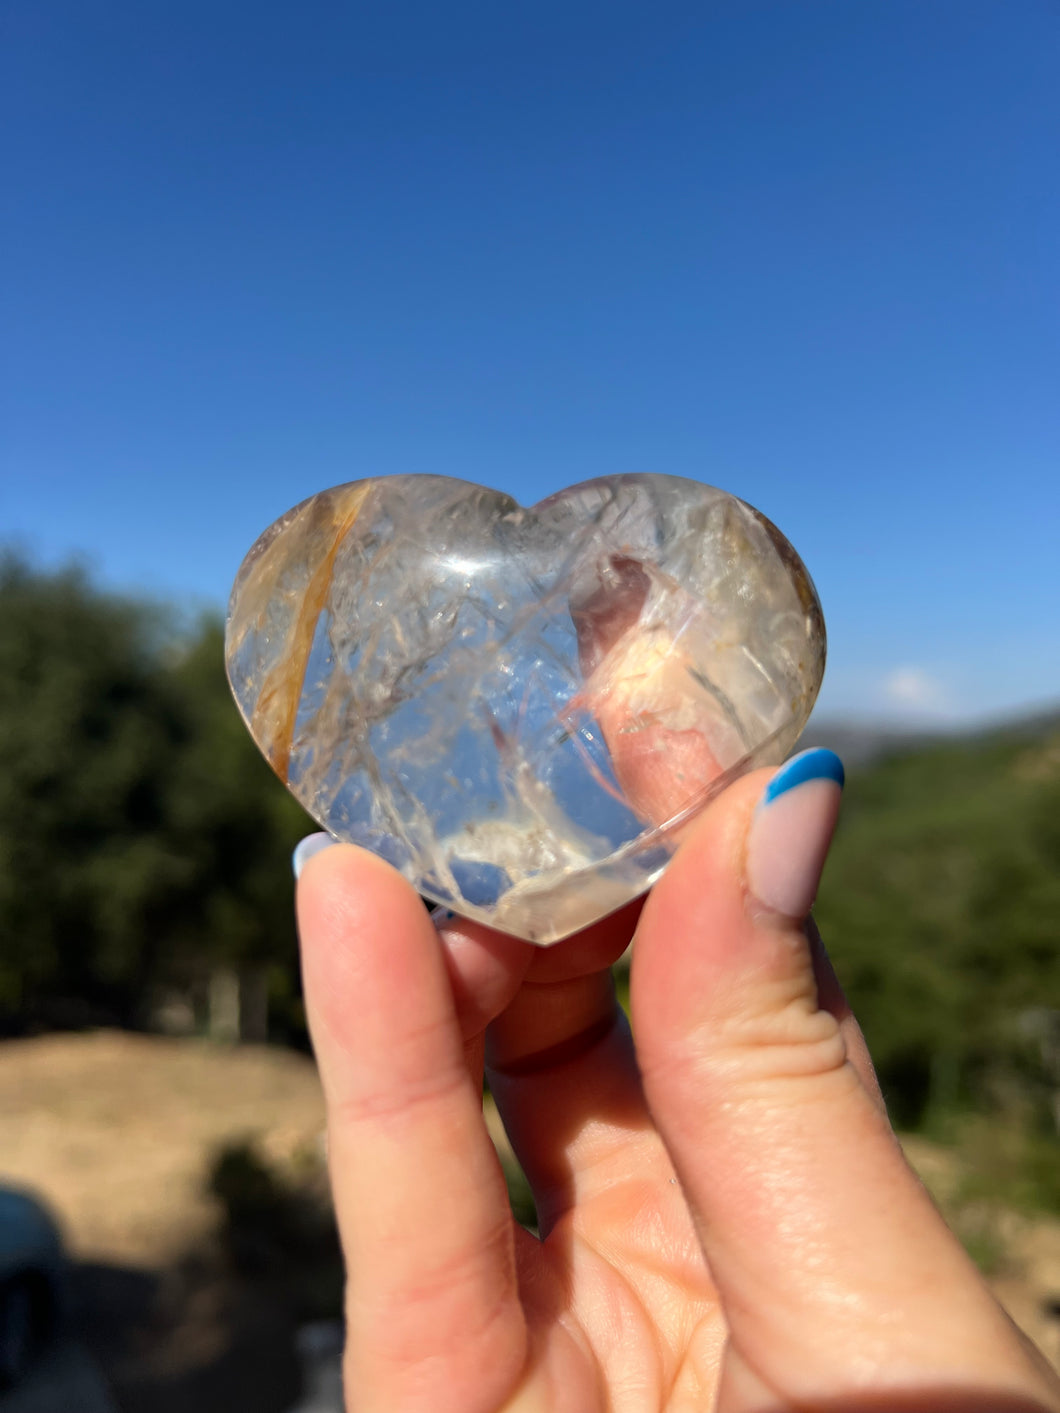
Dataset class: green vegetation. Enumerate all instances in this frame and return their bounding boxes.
[208,1137,343,1314]
[0,553,313,1037]
[1,554,1057,1224]
[817,722,1060,1135]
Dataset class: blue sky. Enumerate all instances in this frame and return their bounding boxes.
[2,0,1057,725]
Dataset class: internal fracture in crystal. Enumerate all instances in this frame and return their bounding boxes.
[225,475,826,943]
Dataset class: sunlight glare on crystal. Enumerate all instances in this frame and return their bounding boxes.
[225,474,826,943]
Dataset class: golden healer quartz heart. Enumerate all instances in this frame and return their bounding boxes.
[225,475,825,943]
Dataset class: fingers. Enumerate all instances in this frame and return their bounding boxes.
[633,751,1057,1406]
[430,909,534,1080]
[484,901,659,1236]
[297,845,527,1412]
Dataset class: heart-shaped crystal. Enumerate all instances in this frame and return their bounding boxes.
[225,475,825,943]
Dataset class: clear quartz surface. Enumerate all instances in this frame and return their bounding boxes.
[225,474,826,943]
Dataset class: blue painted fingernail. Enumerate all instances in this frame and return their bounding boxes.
[292,832,337,880]
[761,748,845,805]
[747,749,845,918]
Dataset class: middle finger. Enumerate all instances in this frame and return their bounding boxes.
[481,905,663,1237]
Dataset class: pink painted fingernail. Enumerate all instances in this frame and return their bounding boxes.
[745,749,844,919]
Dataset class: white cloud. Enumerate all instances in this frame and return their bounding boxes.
[882,666,951,715]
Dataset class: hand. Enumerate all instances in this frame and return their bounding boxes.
[295,750,1060,1412]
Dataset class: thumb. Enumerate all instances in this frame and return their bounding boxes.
[633,749,1051,1408]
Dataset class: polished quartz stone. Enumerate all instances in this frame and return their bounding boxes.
[225,475,826,943]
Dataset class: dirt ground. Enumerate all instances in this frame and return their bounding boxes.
[0,1031,326,1268]
[0,1032,330,1412]
[1,1031,1059,1410]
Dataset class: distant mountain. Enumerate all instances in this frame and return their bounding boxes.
[798,721,940,768]
[800,703,1060,769]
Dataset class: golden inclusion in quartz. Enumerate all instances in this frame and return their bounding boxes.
[225,474,826,943]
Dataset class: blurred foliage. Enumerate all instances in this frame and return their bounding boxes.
[497,1140,537,1232]
[816,723,1060,1135]
[906,1112,1060,1274]
[0,552,313,1034]
[207,1137,342,1316]
[1,552,1058,1216]
[948,1115,1060,1219]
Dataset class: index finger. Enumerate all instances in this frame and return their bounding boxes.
[297,844,528,1412]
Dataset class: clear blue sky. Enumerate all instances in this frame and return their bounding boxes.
[2,0,1057,725]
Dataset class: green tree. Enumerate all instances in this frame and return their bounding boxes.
[0,554,312,1034]
[816,725,1060,1128]
[0,554,188,1022]
[163,618,314,1036]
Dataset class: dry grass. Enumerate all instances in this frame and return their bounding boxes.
[0,1031,326,1268]
[0,1031,1057,1384]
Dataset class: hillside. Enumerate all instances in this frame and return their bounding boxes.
[815,711,1060,1129]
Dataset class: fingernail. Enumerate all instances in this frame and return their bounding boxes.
[746,749,844,918]
[292,832,337,880]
